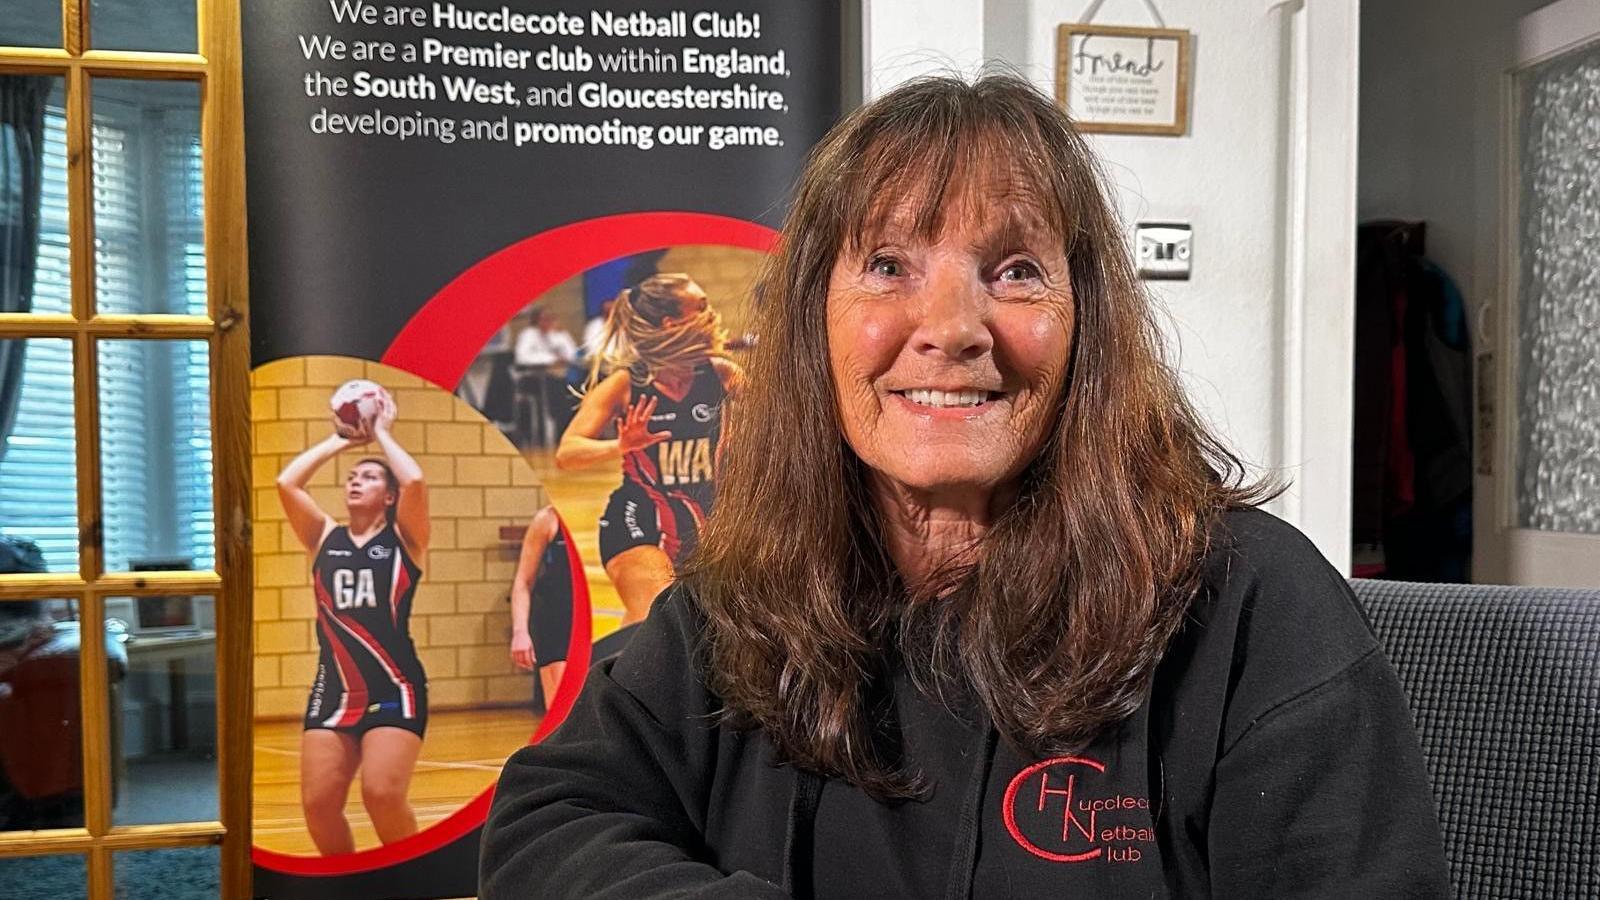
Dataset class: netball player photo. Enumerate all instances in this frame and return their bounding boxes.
[508,505,573,706]
[554,274,744,625]
[276,383,430,856]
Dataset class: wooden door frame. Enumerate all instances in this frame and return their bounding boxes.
[0,0,252,895]
[1489,0,1600,586]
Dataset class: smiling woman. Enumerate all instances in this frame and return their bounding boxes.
[825,174,1076,569]
[480,73,1452,900]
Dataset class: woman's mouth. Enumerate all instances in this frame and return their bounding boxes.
[893,388,1004,409]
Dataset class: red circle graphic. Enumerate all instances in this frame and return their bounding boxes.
[253,211,779,875]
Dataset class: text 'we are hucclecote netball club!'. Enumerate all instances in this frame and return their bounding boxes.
[424,5,766,39]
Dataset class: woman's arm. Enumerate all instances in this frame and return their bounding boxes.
[509,507,559,670]
[276,432,350,552]
[481,587,790,899]
[1206,647,1452,898]
[1198,515,1452,898]
[554,370,670,470]
[371,395,429,557]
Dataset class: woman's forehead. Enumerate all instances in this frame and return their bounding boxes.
[846,129,1058,233]
[854,174,1063,249]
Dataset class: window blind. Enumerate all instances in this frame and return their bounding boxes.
[0,90,213,574]
[0,102,78,571]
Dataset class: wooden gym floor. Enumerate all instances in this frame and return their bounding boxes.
[252,707,539,855]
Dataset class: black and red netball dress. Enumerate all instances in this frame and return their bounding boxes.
[304,522,429,737]
[598,362,725,566]
[528,525,575,666]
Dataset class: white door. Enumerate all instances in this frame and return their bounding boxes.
[1483,0,1600,586]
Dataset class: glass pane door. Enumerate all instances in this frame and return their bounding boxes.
[1514,40,1600,535]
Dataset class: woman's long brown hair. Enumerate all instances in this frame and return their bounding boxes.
[681,73,1277,798]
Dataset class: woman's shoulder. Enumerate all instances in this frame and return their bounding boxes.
[595,367,633,396]
[601,583,719,721]
[1201,506,1364,612]
[1200,506,1378,649]
[1179,506,1384,747]
[312,520,345,553]
[1203,506,1350,589]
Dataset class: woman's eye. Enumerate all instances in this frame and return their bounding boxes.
[867,256,903,278]
[998,260,1042,282]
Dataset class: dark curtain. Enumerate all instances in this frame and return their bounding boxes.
[0,76,50,462]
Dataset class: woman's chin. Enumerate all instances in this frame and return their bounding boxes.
[875,459,1015,504]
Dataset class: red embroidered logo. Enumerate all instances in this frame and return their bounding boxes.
[1001,756,1155,864]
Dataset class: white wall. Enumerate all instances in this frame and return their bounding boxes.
[863,0,1360,570]
[1359,0,1547,312]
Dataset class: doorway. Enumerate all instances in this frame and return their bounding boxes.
[1354,0,1600,587]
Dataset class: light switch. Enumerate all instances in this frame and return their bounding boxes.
[1136,222,1191,280]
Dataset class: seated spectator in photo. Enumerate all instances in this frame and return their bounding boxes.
[514,309,581,445]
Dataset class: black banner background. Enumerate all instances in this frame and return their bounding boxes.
[245,0,841,368]
[241,1,840,895]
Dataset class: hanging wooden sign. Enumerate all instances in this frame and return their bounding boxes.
[1056,23,1192,136]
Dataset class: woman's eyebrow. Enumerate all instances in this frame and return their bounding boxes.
[969,209,1055,257]
[853,207,920,247]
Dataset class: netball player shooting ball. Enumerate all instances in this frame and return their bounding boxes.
[276,385,430,856]
[554,273,744,626]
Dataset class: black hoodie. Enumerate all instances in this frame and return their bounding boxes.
[480,509,1451,898]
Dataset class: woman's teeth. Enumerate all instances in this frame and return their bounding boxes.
[902,388,990,408]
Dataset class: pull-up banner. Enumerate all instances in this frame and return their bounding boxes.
[242,1,840,895]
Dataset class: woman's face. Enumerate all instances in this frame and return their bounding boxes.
[662,284,710,327]
[825,173,1075,506]
[345,462,395,516]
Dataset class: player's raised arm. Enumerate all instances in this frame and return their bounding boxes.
[277,432,351,553]
[371,394,429,558]
[554,369,667,470]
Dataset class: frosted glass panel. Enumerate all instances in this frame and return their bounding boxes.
[1515,44,1600,535]
[98,340,215,573]
[106,602,218,827]
[91,78,206,316]
[0,339,79,573]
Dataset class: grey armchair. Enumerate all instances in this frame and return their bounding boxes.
[1352,579,1600,900]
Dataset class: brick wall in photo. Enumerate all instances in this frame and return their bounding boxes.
[659,245,765,340]
[251,356,549,720]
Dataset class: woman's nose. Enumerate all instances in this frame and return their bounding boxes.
[912,259,993,361]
